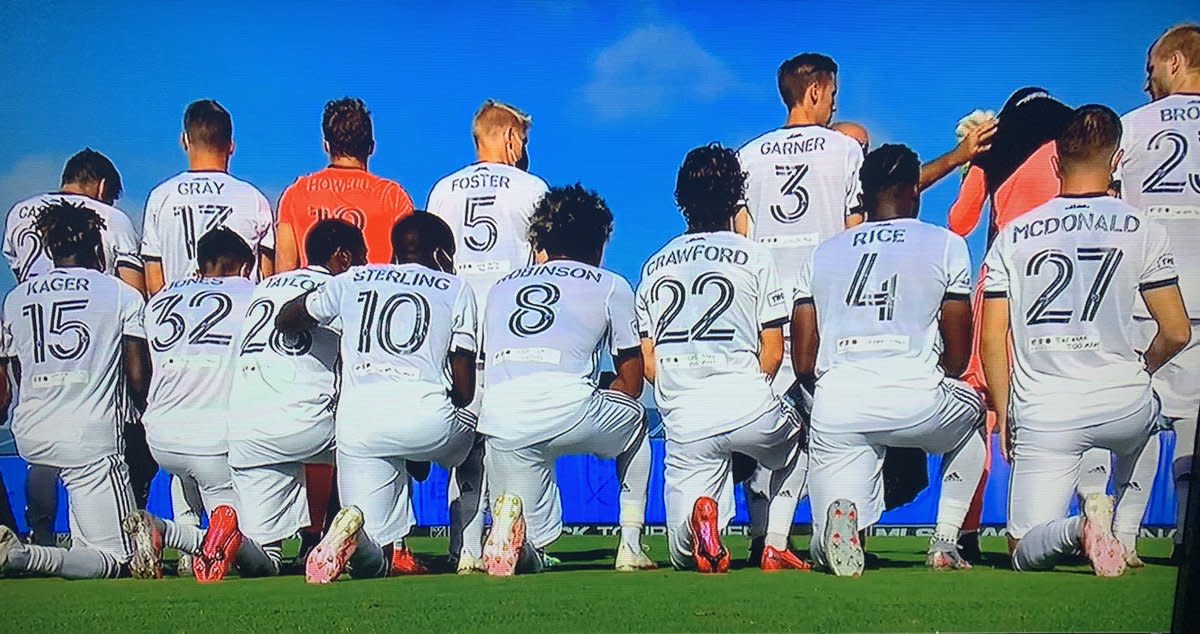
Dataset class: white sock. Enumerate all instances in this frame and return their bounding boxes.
[1012,516,1084,571]
[765,449,809,551]
[1077,447,1112,496]
[1113,434,1160,548]
[934,523,959,544]
[6,544,120,579]
[156,516,203,555]
[934,428,988,542]
[617,434,651,551]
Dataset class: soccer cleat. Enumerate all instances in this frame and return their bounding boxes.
[823,499,865,577]
[926,538,972,571]
[482,494,526,577]
[194,505,243,583]
[123,510,164,580]
[1080,494,1126,578]
[456,554,485,575]
[390,546,430,575]
[1125,549,1145,569]
[306,506,363,584]
[689,496,729,574]
[176,553,194,577]
[615,542,658,571]
[0,525,18,572]
[761,545,812,572]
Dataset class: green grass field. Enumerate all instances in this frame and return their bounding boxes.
[0,535,1178,632]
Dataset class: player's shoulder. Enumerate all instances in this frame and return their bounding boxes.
[4,192,50,230]
[220,172,272,204]
[1122,94,1199,123]
[146,170,191,200]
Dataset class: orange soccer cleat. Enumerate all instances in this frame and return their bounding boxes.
[689,496,729,574]
[761,545,812,572]
[390,545,430,575]
[194,505,243,583]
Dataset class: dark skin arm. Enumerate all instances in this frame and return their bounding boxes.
[123,336,151,412]
[449,349,477,408]
[789,302,819,393]
[608,347,644,399]
[0,359,12,417]
[276,291,318,334]
[938,297,973,378]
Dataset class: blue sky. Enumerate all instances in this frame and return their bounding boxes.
[0,0,1194,291]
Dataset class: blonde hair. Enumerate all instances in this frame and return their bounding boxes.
[1154,24,1200,71]
[472,100,532,147]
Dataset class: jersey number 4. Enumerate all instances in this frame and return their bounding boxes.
[1024,247,1123,325]
[845,253,897,321]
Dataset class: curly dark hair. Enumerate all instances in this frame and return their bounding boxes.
[527,184,613,262]
[391,212,455,268]
[306,219,366,266]
[35,199,106,262]
[675,144,745,232]
[197,227,254,272]
[323,97,374,161]
[860,144,921,210]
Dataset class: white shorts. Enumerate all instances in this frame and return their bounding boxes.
[151,449,234,514]
[232,451,333,545]
[1136,319,1200,421]
[61,455,137,562]
[484,390,645,548]
[664,400,801,565]
[1007,397,1159,539]
[337,410,476,545]
[808,379,984,538]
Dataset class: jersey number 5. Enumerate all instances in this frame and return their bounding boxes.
[463,196,498,252]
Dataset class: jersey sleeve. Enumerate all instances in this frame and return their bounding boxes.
[118,282,147,339]
[450,282,479,354]
[109,211,144,271]
[1139,220,1180,291]
[793,252,815,306]
[944,234,973,300]
[1,302,13,359]
[845,143,865,214]
[391,183,416,221]
[305,274,344,327]
[257,191,276,252]
[757,255,790,329]
[948,166,987,237]
[607,276,641,354]
[2,208,18,274]
[982,239,1010,299]
[141,188,164,260]
[634,279,653,339]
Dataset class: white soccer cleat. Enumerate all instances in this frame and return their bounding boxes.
[482,494,526,577]
[926,537,972,571]
[123,510,165,580]
[176,553,194,578]
[615,542,658,571]
[823,498,865,577]
[1124,548,1145,569]
[306,506,364,585]
[1081,494,1126,578]
[456,554,486,575]
[0,525,19,572]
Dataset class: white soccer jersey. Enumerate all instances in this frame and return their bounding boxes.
[141,276,256,455]
[795,218,973,433]
[739,126,864,288]
[3,193,142,282]
[983,195,1178,430]
[1118,94,1200,318]
[228,266,340,468]
[1,268,145,467]
[635,232,789,443]
[141,171,275,285]
[427,163,549,311]
[305,263,477,458]
[477,260,640,446]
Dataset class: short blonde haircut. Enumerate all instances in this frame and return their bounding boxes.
[1154,24,1200,71]
[472,100,532,146]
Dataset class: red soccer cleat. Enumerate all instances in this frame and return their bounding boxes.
[390,546,430,575]
[194,505,243,583]
[689,496,729,574]
[761,545,812,572]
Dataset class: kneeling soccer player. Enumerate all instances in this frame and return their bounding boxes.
[636,144,808,573]
[794,145,987,577]
[477,184,654,576]
[0,201,149,579]
[123,228,256,581]
[277,213,485,583]
[981,106,1190,576]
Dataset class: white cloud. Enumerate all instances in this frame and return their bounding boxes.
[0,155,61,210]
[582,25,736,121]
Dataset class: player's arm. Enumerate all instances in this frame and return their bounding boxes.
[790,300,818,393]
[143,260,164,296]
[448,348,476,408]
[939,298,973,377]
[123,336,151,412]
[759,325,784,379]
[980,296,1011,460]
[0,358,11,417]
[258,249,276,279]
[1141,283,1191,374]
[610,347,644,399]
[919,118,997,191]
[733,206,752,237]
[276,291,318,333]
[639,338,657,384]
[117,266,147,298]
[274,222,300,273]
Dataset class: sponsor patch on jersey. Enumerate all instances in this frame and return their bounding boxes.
[30,370,90,387]
[352,362,421,380]
[835,335,909,353]
[759,233,819,247]
[1146,205,1200,219]
[165,354,224,369]
[494,347,562,364]
[459,260,512,274]
[1028,335,1101,352]
[658,353,724,369]
[768,290,786,307]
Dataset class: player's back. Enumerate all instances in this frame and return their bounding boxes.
[142,171,274,284]
[739,126,864,278]
[228,267,339,467]
[142,276,256,455]
[985,195,1178,429]
[3,193,141,282]
[1,268,144,467]
[278,167,414,266]
[636,231,788,442]
[804,219,972,431]
[1118,94,1200,319]
[479,260,634,444]
[427,162,549,310]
